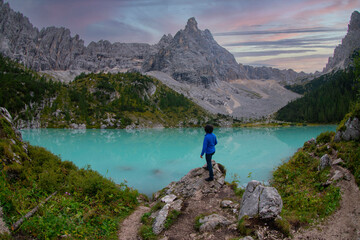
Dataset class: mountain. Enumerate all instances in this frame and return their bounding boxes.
[275,69,357,123]
[323,11,360,73]
[0,0,154,72]
[142,17,246,86]
[241,64,315,85]
[0,54,226,129]
[0,1,304,119]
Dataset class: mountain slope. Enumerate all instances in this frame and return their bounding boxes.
[323,11,360,73]
[143,17,246,86]
[275,69,357,123]
[0,54,221,129]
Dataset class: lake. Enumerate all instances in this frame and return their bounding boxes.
[21,126,336,195]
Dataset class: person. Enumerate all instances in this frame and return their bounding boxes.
[200,124,217,181]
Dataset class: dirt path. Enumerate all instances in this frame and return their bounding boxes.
[118,205,150,240]
[294,166,360,240]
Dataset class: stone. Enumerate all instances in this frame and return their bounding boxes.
[161,194,177,203]
[239,180,283,220]
[238,237,254,240]
[332,158,344,165]
[258,187,283,219]
[319,154,331,171]
[0,205,10,235]
[152,203,170,235]
[307,138,316,144]
[198,214,231,232]
[170,199,183,212]
[164,160,226,198]
[323,11,360,73]
[220,200,233,208]
[331,170,344,182]
[143,17,246,87]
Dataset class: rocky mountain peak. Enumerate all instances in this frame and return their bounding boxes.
[323,10,360,73]
[349,11,360,31]
[184,17,199,33]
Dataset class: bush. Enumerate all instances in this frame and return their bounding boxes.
[316,131,334,144]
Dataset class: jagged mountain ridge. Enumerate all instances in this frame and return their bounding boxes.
[142,17,246,86]
[323,10,360,73]
[0,0,308,84]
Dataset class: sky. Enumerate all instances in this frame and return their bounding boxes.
[5,0,360,73]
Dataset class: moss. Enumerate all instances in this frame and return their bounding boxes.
[274,217,291,237]
[164,210,181,229]
[138,225,157,240]
[237,215,254,236]
[194,214,205,231]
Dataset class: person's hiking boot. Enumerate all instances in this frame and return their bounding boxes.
[205,177,214,181]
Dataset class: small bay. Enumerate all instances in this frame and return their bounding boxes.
[21,125,336,195]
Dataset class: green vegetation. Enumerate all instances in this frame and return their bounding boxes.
[0,53,224,128]
[0,54,62,121]
[271,132,341,226]
[0,114,139,239]
[237,216,253,236]
[276,69,357,123]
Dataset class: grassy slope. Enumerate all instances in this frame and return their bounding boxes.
[0,53,230,129]
[0,112,139,239]
[276,69,356,123]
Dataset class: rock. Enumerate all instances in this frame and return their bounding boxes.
[331,170,344,182]
[198,214,231,232]
[332,158,344,165]
[152,203,170,235]
[170,199,183,212]
[238,237,254,240]
[323,11,360,73]
[319,154,331,171]
[0,205,10,235]
[307,138,316,144]
[161,194,177,203]
[220,200,234,208]
[164,160,226,198]
[142,17,246,86]
[239,180,283,220]
[335,117,360,142]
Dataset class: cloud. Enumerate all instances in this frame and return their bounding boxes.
[232,50,316,57]
[214,27,345,37]
[223,36,341,47]
[85,19,154,44]
[242,54,333,73]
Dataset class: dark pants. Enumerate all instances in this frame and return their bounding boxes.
[205,152,215,179]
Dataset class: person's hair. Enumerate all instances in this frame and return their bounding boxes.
[204,125,214,134]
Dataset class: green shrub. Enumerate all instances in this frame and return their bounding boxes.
[274,217,291,237]
[139,225,157,240]
[316,131,334,144]
[237,215,253,236]
[164,210,181,229]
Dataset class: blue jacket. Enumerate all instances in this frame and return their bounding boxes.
[201,133,217,156]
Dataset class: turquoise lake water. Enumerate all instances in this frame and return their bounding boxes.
[21,126,336,195]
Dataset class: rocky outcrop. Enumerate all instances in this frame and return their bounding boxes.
[0,1,154,72]
[162,160,226,198]
[0,206,10,235]
[334,117,360,142]
[142,17,246,86]
[323,11,360,73]
[319,154,331,171]
[239,180,283,220]
[241,64,313,85]
[198,214,231,232]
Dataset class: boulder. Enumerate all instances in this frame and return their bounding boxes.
[198,214,231,232]
[239,180,282,220]
[152,204,170,235]
[334,117,360,142]
[319,154,331,171]
[162,160,226,198]
[0,205,10,235]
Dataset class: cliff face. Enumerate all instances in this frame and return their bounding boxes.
[143,18,246,86]
[323,11,360,73]
[0,0,154,72]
